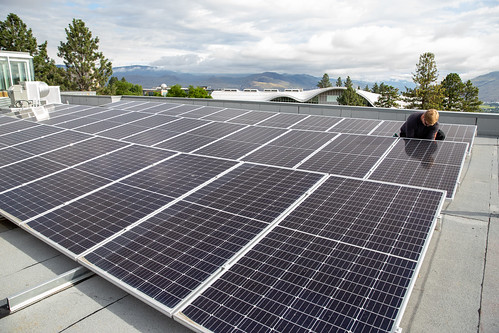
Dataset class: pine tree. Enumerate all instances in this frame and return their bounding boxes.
[404,52,443,109]
[441,73,465,111]
[375,84,400,108]
[58,19,112,91]
[337,76,365,106]
[317,73,332,88]
[335,77,342,87]
[0,13,37,53]
[460,80,482,112]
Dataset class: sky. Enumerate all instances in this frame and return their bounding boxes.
[2,0,499,83]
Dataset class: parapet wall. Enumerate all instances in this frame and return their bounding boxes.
[60,94,499,136]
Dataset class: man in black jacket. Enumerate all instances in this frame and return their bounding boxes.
[399,109,445,140]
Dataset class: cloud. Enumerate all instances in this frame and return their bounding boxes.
[2,0,499,82]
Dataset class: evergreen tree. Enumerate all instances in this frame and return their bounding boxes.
[371,82,380,94]
[0,13,65,87]
[0,13,37,53]
[58,18,112,91]
[374,84,400,108]
[337,76,365,106]
[317,73,332,88]
[441,73,465,111]
[404,52,443,109]
[99,76,142,95]
[335,77,342,87]
[364,84,370,91]
[460,80,482,112]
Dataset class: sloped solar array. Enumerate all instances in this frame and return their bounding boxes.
[0,100,466,333]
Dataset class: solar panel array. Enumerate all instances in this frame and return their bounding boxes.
[0,100,473,333]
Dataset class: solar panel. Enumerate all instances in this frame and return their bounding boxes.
[369,120,404,136]
[40,137,129,167]
[368,139,468,198]
[25,182,174,256]
[121,154,238,198]
[0,115,22,125]
[256,113,308,128]
[0,156,67,193]
[75,145,176,180]
[226,110,275,125]
[181,106,225,119]
[0,124,62,146]
[329,118,382,134]
[201,108,251,121]
[81,163,323,313]
[0,119,39,135]
[177,176,445,333]
[290,114,342,131]
[0,102,468,333]
[0,168,112,222]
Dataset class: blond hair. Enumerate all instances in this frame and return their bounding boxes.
[424,109,439,126]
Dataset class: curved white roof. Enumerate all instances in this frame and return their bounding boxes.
[211,87,380,106]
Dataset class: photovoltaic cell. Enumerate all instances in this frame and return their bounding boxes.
[299,152,381,178]
[0,168,112,221]
[0,147,34,167]
[370,120,404,137]
[290,115,342,131]
[368,139,467,198]
[83,200,269,310]
[244,145,319,168]
[179,177,445,333]
[181,106,224,119]
[320,134,396,155]
[159,104,202,116]
[0,119,39,135]
[13,130,92,155]
[96,123,148,139]
[329,118,382,134]
[0,116,20,125]
[194,140,263,160]
[73,120,124,134]
[0,124,62,146]
[123,128,182,146]
[26,182,174,256]
[227,110,275,125]
[137,103,181,113]
[75,145,176,180]
[201,108,250,121]
[41,137,129,167]
[0,156,67,193]
[263,130,337,149]
[184,163,323,223]
[256,113,308,128]
[122,154,238,198]
[106,112,146,124]
[126,114,177,128]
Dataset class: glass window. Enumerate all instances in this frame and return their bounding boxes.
[11,61,29,85]
[0,58,9,91]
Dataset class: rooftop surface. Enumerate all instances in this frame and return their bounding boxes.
[0,104,497,332]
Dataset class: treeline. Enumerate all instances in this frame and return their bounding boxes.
[318,52,482,112]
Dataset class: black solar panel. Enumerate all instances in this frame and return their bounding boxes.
[121,154,238,198]
[0,168,111,221]
[0,156,67,193]
[75,145,176,180]
[40,137,129,167]
[370,120,404,137]
[0,102,466,333]
[184,163,324,223]
[83,201,269,310]
[0,119,39,135]
[0,115,20,125]
[290,115,342,131]
[0,124,62,146]
[368,139,468,198]
[256,113,308,128]
[329,118,382,134]
[178,177,445,333]
[226,110,275,125]
[26,182,174,256]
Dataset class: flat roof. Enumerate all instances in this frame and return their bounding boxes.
[0,108,497,332]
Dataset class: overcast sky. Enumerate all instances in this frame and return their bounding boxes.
[2,0,499,82]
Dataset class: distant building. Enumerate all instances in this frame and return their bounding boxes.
[211,87,380,106]
[0,51,35,96]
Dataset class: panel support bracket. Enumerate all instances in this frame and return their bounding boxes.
[0,266,93,318]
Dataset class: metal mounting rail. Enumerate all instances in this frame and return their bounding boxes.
[0,266,94,318]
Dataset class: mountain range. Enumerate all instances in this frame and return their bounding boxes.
[113,66,498,102]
